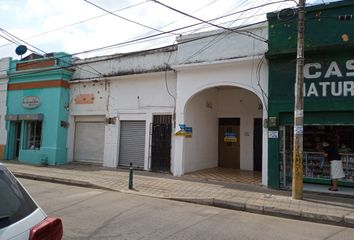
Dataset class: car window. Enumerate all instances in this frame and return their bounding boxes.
[0,165,37,229]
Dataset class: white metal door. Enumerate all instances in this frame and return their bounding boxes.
[119,121,146,168]
[74,117,105,164]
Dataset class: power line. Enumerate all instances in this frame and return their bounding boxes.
[0,32,19,45]
[0,28,45,54]
[0,0,149,49]
[2,21,261,78]
[82,0,179,36]
[3,1,296,59]
[70,1,281,57]
[0,1,301,73]
[98,0,223,56]
[1,1,335,80]
[181,0,269,63]
[143,14,265,50]
[167,0,299,63]
[0,19,270,76]
[141,0,222,39]
[0,28,46,55]
[151,0,269,42]
[182,0,250,36]
[0,5,301,76]
[4,20,272,80]
[0,0,227,58]
[0,28,102,77]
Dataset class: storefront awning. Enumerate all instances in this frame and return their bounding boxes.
[5,114,44,121]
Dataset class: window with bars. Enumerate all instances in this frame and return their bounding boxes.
[25,121,42,150]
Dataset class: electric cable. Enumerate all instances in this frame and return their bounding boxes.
[102,0,223,55]
[0,10,300,76]
[0,30,45,56]
[83,0,179,36]
[61,0,298,56]
[182,0,250,36]
[142,11,271,50]
[0,28,46,55]
[0,0,302,59]
[0,28,103,77]
[0,0,149,49]
[181,0,267,63]
[0,0,303,74]
[151,0,268,42]
[0,20,269,75]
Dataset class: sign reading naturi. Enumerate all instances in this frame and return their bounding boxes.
[22,96,40,109]
[303,59,354,97]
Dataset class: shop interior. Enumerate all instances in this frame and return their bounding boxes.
[279,125,354,190]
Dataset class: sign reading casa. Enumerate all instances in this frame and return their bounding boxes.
[304,59,354,97]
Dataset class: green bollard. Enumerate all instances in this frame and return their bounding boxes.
[129,162,133,190]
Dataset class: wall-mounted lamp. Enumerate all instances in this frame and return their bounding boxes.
[64,103,69,111]
[105,117,116,125]
[60,121,69,128]
[268,117,277,128]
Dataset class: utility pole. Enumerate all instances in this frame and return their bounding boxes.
[292,0,306,200]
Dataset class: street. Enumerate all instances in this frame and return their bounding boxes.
[21,178,354,240]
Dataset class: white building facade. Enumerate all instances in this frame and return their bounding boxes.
[68,23,269,185]
[68,46,178,171]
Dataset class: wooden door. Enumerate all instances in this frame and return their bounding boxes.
[218,118,240,169]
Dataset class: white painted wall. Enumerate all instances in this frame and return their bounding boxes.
[67,24,269,186]
[181,87,263,173]
[109,72,177,169]
[177,23,267,64]
[0,58,9,149]
[69,81,108,115]
[72,46,177,80]
[173,55,268,185]
[171,23,269,185]
[184,88,219,173]
[68,71,177,169]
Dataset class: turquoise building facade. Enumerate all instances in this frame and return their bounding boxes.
[5,52,73,165]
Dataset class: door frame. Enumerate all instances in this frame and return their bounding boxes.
[7,121,22,160]
[150,115,172,172]
[253,118,263,171]
[218,118,240,169]
[73,119,105,164]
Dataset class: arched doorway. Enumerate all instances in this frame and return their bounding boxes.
[182,85,264,184]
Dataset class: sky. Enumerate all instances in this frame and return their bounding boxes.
[0,0,340,60]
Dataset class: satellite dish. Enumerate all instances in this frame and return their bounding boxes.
[15,45,28,56]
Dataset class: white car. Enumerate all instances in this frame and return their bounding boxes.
[0,163,63,240]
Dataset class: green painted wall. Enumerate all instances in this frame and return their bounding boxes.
[5,52,73,165]
[267,0,354,56]
[267,1,354,188]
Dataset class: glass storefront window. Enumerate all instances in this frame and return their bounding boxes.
[279,125,354,188]
[25,121,42,150]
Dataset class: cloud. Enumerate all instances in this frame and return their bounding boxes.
[0,0,342,60]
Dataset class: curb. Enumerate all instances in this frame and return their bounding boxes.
[14,172,354,228]
[13,172,114,192]
[168,197,354,228]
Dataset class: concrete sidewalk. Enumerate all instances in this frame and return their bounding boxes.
[2,161,354,228]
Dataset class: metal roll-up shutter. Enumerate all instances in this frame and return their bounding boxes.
[119,121,146,168]
[74,116,105,164]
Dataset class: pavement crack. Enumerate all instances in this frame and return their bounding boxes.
[48,191,108,215]
[87,203,146,239]
[163,211,221,240]
[322,228,347,240]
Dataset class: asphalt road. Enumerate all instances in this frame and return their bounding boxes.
[20,178,354,240]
